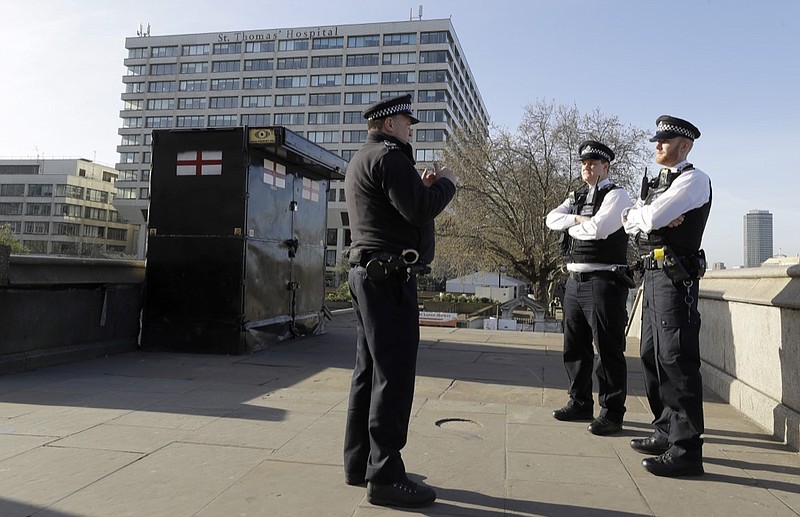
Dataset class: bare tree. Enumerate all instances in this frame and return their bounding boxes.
[435,100,650,304]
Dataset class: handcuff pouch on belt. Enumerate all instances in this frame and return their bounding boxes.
[611,265,637,289]
[636,246,706,284]
[362,249,431,281]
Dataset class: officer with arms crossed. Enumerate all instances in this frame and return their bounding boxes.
[546,140,633,436]
[342,94,457,507]
[622,115,712,477]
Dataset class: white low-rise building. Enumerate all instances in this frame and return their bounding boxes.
[0,158,138,257]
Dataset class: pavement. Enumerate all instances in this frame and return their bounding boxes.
[1,309,799,517]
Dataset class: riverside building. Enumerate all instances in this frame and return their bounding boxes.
[743,209,773,267]
[117,18,489,281]
[0,158,138,257]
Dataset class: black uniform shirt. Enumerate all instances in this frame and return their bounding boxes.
[345,131,456,264]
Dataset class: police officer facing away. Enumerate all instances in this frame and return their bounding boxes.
[342,94,457,508]
[622,115,711,477]
[546,141,633,436]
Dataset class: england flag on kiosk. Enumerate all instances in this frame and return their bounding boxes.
[263,160,287,188]
[176,150,223,176]
[302,177,320,202]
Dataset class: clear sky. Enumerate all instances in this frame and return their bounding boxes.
[2,0,798,267]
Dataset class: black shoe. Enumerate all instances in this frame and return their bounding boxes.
[367,478,436,508]
[642,452,704,477]
[587,416,622,436]
[552,403,593,421]
[345,476,366,487]
[630,435,670,455]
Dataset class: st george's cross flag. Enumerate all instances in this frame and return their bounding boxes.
[176,151,223,176]
[301,177,320,202]
[263,160,287,188]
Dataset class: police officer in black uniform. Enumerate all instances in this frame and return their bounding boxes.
[342,94,456,508]
[622,115,711,477]
[546,141,633,436]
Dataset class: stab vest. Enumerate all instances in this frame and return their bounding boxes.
[637,166,712,255]
[562,183,628,264]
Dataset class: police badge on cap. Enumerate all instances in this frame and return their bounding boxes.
[649,115,701,142]
[362,94,420,125]
[578,140,615,162]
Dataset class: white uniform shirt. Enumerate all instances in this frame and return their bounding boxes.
[622,160,711,235]
[546,178,633,272]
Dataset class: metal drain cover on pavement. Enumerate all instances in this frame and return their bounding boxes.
[435,417,483,436]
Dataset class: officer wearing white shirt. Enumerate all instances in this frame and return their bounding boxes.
[546,140,633,436]
[622,115,712,477]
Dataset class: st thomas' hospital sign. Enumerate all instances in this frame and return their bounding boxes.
[217,27,339,42]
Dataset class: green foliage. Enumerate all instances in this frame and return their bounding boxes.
[0,224,28,254]
[325,281,352,302]
[435,292,495,304]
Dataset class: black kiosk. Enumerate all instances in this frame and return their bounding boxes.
[142,127,346,354]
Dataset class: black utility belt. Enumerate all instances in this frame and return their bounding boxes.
[568,266,636,289]
[350,249,430,281]
[350,250,417,267]
[568,270,616,282]
[640,248,707,283]
[641,252,704,271]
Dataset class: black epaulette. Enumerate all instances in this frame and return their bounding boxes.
[383,141,399,151]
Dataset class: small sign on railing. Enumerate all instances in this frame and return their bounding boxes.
[419,311,458,327]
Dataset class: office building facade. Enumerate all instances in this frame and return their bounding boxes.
[117,18,489,272]
[743,209,773,267]
[0,159,138,257]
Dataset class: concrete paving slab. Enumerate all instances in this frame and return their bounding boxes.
[508,450,635,488]
[1,310,798,517]
[1,405,131,437]
[0,434,56,461]
[412,375,458,400]
[0,370,75,394]
[405,426,508,503]
[50,422,190,453]
[717,449,800,513]
[506,479,653,516]
[421,398,508,416]
[109,404,231,430]
[278,367,352,393]
[270,411,345,465]
[194,461,366,517]
[418,346,484,364]
[436,378,542,404]
[507,422,621,458]
[632,462,799,517]
[248,387,349,413]
[0,446,141,516]
[39,442,271,517]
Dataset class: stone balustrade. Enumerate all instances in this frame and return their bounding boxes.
[628,265,800,451]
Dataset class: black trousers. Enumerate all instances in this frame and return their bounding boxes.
[561,274,629,421]
[343,265,420,484]
[640,269,704,459]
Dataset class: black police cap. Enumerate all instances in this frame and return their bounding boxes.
[578,140,615,162]
[649,115,701,142]
[362,94,420,125]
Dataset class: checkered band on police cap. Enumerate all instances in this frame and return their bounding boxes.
[650,115,701,142]
[657,121,695,139]
[366,101,413,120]
[362,94,418,124]
[578,140,615,162]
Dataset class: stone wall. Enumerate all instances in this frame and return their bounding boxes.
[0,255,145,374]
[627,265,800,450]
